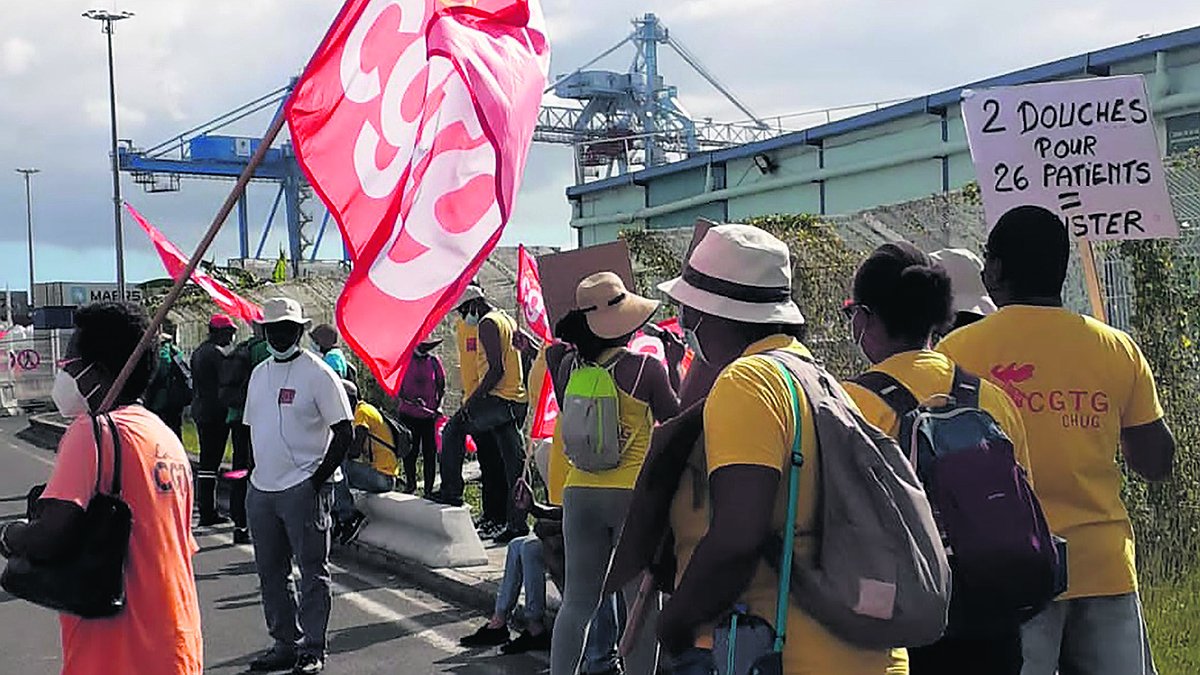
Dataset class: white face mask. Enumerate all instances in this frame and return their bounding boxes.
[268,342,301,361]
[52,369,91,418]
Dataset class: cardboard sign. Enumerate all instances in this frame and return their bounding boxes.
[537,240,636,328]
[686,218,717,261]
[962,75,1179,241]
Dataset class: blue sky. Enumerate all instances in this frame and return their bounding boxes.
[3,0,1199,290]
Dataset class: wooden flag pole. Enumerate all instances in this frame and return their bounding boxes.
[1077,239,1109,324]
[98,111,290,412]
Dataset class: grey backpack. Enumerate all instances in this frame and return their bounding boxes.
[766,350,950,650]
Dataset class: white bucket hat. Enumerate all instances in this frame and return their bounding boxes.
[658,224,804,325]
[255,297,312,326]
[455,284,486,309]
[930,248,996,316]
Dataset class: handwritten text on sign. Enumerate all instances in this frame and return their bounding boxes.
[962,75,1178,241]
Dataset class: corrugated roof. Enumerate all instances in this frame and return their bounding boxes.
[567,25,1200,199]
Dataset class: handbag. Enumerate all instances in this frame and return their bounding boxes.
[512,444,535,512]
[464,395,519,434]
[1,413,133,619]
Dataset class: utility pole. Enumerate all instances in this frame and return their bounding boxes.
[83,8,134,299]
[15,168,39,311]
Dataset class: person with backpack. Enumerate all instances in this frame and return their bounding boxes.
[220,322,271,545]
[332,380,408,546]
[653,224,917,675]
[396,338,446,497]
[938,206,1175,675]
[144,320,192,439]
[843,242,1043,674]
[546,272,682,675]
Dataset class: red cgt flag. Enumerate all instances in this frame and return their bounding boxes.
[516,244,552,343]
[126,203,263,324]
[286,0,550,393]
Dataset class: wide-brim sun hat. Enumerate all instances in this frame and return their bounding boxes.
[455,284,486,309]
[930,248,997,316]
[658,223,805,325]
[576,272,659,339]
[255,297,312,326]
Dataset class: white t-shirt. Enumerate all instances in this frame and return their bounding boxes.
[245,350,353,492]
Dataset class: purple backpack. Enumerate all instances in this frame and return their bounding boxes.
[854,367,1064,634]
[397,354,444,420]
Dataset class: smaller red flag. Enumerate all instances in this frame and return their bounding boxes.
[517,245,553,343]
[530,367,559,440]
[126,203,263,324]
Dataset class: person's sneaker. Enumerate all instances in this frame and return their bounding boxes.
[459,623,510,648]
[233,528,251,545]
[479,521,505,539]
[500,629,551,654]
[493,529,529,545]
[292,653,324,674]
[248,645,297,672]
[338,512,368,546]
[198,513,229,527]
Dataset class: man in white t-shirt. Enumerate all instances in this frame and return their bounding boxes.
[242,298,353,675]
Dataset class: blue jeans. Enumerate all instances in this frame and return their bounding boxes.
[493,535,624,672]
[1020,592,1156,675]
[332,460,395,522]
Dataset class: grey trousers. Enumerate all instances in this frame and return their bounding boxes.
[247,481,334,659]
[551,487,660,675]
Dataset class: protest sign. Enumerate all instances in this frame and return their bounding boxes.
[962,75,1179,242]
[537,241,636,328]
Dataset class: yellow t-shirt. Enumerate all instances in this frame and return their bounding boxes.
[564,351,654,491]
[938,305,1164,599]
[354,402,398,477]
[843,350,1033,479]
[547,422,568,506]
[469,310,527,403]
[670,335,908,675]
[455,318,482,398]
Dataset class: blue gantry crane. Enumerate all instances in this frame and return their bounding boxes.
[117,13,784,268]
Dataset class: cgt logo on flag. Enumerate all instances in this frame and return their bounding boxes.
[287,0,550,393]
[517,245,552,343]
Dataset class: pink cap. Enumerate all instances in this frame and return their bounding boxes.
[209,314,236,330]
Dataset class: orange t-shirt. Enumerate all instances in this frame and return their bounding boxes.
[42,406,203,675]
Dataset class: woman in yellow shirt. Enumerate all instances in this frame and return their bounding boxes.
[656,224,907,675]
[548,272,682,675]
[842,241,1033,675]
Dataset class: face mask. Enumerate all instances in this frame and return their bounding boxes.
[217,343,236,357]
[268,342,301,361]
[848,307,874,364]
[681,318,708,364]
[464,312,480,327]
[52,369,91,417]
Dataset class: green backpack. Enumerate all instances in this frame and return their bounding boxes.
[561,354,624,473]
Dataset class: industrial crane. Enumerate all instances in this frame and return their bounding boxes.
[117,13,786,269]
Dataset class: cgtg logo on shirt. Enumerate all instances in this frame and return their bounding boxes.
[990,362,1110,429]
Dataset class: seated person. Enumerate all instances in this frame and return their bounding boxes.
[332,381,400,545]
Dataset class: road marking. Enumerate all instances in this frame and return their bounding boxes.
[2,438,54,468]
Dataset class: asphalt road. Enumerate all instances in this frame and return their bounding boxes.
[0,416,547,675]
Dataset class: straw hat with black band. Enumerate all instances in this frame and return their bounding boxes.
[575,272,660,339]
[658,224,805,325]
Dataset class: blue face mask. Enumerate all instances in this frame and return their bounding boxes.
[681,317,708,363]
[464,312,480,327]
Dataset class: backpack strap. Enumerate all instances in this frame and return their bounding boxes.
[91,413,123,497]
[851,371,920,418]
[950,367,981,408]
[765,355,805,655]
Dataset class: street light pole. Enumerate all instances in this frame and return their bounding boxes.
[15,168,39,310]
[83,9,134,300]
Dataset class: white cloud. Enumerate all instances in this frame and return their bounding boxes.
[2,37,34,75]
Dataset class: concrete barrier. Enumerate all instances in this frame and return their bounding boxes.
[355,492,488,569]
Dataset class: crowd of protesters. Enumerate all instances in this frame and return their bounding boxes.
[0,203,1175,675]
